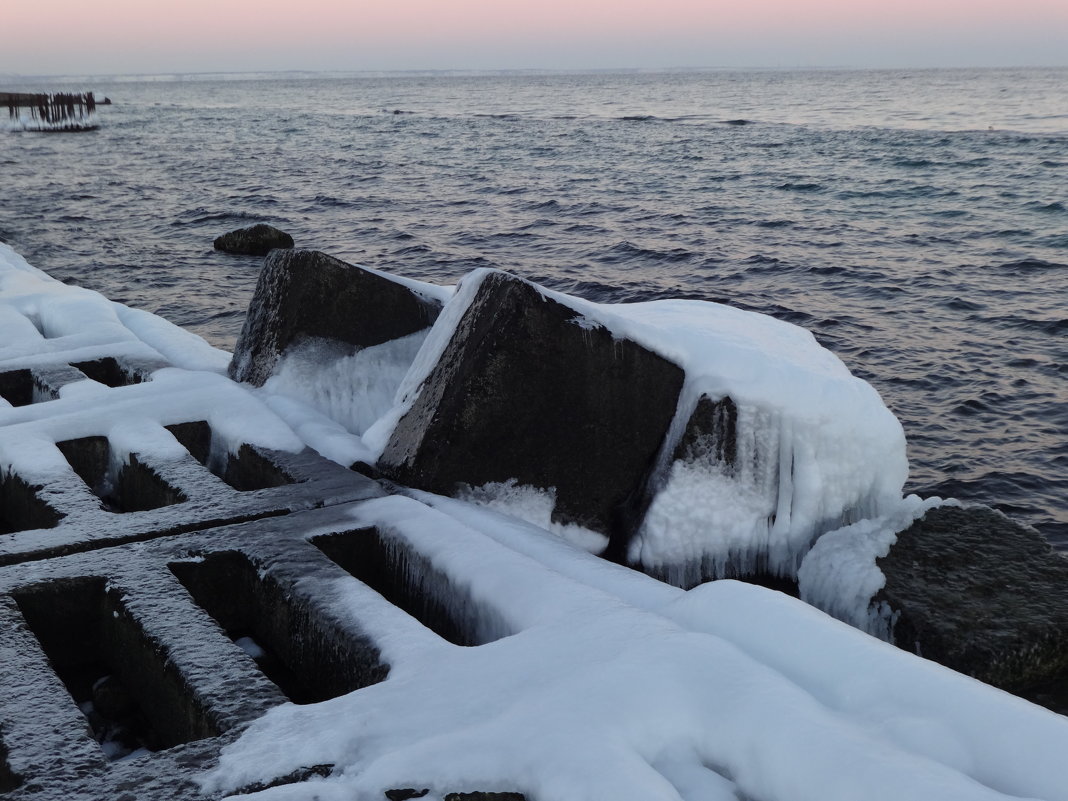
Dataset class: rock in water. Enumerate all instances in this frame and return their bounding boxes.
[213,224,295,256]
[230,249,442,386]
[380,271,685,539]
[877,505,1068,697]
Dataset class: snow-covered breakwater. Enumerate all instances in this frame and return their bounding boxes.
[235,249,908,586]
[230,245,1068,706]
[5,240,1068,801]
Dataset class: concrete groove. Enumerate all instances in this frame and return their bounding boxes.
[0,347,410,798]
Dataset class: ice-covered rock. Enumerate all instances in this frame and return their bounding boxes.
[380,270,686,539]
[878,505,1068,698]
[801,502,1068,705]
[213,223,294,256]
[370,266,906,584]
[227,252,906,587]
[230,250,444,387]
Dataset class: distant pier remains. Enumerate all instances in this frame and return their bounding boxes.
[2,91,104,131]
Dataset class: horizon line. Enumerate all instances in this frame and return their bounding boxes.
[3,63,1067,83]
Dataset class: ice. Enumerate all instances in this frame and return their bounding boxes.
[234,636,267,660]
[3,110,98,133]
[797,495,955,638]
[599,299,907,581]
[368,269,906,581]
[264,331,428,437]
[259,391,377,466]
[456,479,610,553]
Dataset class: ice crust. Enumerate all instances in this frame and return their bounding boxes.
[264,331,428,438]
[247,264,905,585]
[2,110,98,132]
[456,479,610,553]
[797,494,953,639]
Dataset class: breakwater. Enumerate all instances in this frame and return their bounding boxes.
[4,240,1068,800]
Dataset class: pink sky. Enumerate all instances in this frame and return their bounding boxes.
[4,0,1067,75]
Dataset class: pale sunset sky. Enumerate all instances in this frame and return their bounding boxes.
[4,0,1067,76]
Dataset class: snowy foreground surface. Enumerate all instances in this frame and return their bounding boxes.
[4,243,1068,800]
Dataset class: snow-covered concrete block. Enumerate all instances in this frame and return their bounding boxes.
[0,504,397,800]
[230,249,443,387]
[380,270,686,540]
[0,428,384,566]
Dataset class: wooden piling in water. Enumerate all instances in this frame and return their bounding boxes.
[1,91,100,131]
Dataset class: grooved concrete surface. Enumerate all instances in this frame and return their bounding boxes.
[0,342,394,799]
[0,505,400,800]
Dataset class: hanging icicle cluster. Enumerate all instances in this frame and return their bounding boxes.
[2,92,100,131]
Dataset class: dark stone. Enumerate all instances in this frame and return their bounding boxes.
[230,249,442,386]
[13,577,220,754]
[233,765,333,795]
[876,505,1068,700]
[0,470,64,534]
[385,789,429,800]
[168,550,387,704]
[92,675,136,720]
[0,368,34,407]
[350,460,385,480]
[672,394,737,466]
[70,357,146,388]
[379,271,686,540]
[213,224,294,256]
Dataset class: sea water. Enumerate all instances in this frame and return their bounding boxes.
[1,68,1065,543]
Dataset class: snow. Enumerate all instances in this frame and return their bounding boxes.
[201,496,1068,801]
[0,370,303,481]
[0,243,230,373]
[797,494,953,639]
[0,243,301,478]
[455,479,610,553]
[8,241,1067,801]
[366,268,906,581]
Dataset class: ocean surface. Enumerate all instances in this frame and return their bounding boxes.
[2,68,1066,545]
